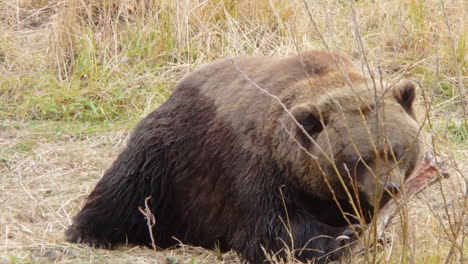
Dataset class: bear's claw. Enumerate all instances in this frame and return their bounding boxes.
[336,224,363,243]
[336,235,351,241]
[343,224,363,237]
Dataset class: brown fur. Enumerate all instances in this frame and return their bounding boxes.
[182,50,424,200]
[65,50,425,263]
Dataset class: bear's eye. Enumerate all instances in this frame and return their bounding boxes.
[360,156,372,165]
[355,156,372,168]
[391,146,404,161]
[350,156,372,178]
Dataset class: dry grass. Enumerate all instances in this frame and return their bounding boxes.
[0,121,243,263]
[0,0,466,263]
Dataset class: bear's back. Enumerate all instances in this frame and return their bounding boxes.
[166,51,365,153]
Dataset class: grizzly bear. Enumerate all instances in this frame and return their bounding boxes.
[65,50,425,263]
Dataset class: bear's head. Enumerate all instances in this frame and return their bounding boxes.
[291,80,426,209]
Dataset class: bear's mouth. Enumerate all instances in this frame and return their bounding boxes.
[380,156,448,211]
[339,155,450,259]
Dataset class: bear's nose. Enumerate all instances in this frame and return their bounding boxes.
[384,182,400,195]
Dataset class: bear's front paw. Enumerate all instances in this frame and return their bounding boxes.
[65,225,112,249]
[335,224,363,245]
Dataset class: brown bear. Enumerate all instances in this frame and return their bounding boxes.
[65,50,425,263]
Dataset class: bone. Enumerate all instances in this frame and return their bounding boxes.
[348,152,449,257]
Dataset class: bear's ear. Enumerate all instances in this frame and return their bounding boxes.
[291,104,328,137]
[393,80,417,111]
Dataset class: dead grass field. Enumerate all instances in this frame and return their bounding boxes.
[0,0,466,263]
